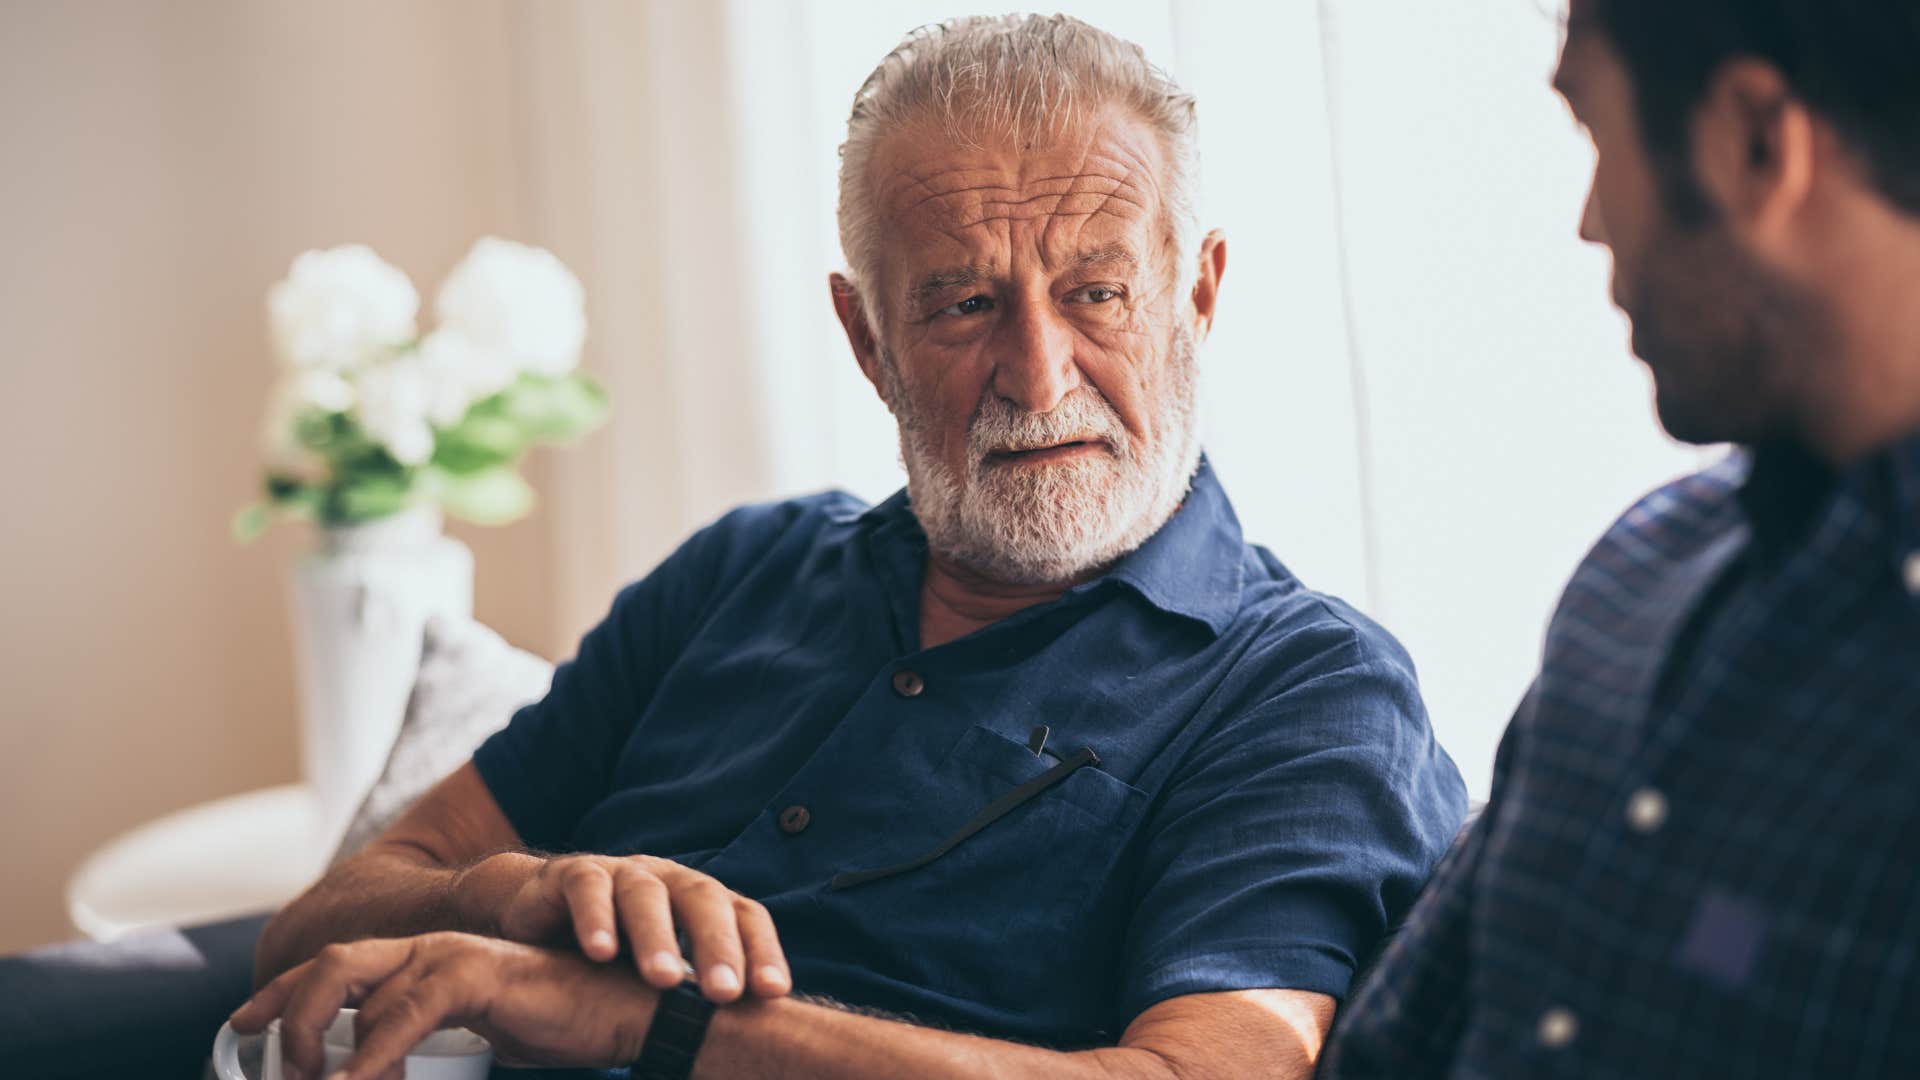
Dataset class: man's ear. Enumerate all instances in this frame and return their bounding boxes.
[830,272,889,401]
[1189,230,1228,342]
[1691,59,1815,244]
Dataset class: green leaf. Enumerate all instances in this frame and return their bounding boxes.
[265,473,304,501]
[293,410,340,452]
[231,502,271,544]
[244,476,326,538]
[436,466,535,526]
[432,413,527,474]
[502,373,609,443]
[329,474,415,525]
[268,482,325,520]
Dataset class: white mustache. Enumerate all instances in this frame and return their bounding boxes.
[966,389,1128,464]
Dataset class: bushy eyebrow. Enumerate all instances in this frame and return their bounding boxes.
[906,264,990,312]
[904,245,1141,310]
[1070,244,1139,276]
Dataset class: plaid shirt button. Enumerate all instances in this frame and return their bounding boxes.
[1626,787,1669,834]
[1537,1007,1579,1050]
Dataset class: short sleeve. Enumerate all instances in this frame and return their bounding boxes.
[1118,630,1467,1021]
[471,517,731,851]
[1320,690,1527,1079]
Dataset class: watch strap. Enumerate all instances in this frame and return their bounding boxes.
[629,978,716,1080]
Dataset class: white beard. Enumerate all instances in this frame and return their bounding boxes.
[880,325,1202,585]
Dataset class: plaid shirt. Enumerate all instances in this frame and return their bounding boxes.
[1322,435,1920,1079]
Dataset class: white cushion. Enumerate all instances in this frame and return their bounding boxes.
[329,616,553,864]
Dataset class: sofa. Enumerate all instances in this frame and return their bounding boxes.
[0,616,554,1078]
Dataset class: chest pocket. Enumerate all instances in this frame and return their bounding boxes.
[825,723,1147,1008]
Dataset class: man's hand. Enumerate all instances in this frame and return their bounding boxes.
[232,930,1335,1080]
[231,932,656,1080]
[471,851,791,1003]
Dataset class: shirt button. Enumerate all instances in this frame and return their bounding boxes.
[1537,1006,1579,1050]
[1625,787,1669,834]
[891,669,926,698]
[777,804,811,835]
[1903,552,1920,597]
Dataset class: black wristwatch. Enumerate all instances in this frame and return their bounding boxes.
[629,978,716,1080]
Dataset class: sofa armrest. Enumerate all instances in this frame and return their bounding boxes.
[0,912,269,1080]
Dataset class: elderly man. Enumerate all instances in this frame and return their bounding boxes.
[237,15,1464,1079]
[1323,1,1920,1076]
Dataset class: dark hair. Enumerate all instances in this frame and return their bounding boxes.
[1587,0,1920,218]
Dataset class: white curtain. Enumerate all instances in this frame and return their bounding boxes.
[517,0,1709,795]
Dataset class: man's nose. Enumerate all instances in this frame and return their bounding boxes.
[989,300,1081,414]
[1578,181,1608,246]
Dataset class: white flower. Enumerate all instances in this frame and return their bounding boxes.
[417,328,515,426]
[268,245,419,371]
[435,237,586,377]
[354,360,435,466]
[260,370,354,480]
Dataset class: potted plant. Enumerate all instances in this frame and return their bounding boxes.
[239,238,606,840]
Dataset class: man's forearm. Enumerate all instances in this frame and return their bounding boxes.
[252,845,541,985]
[689,992,1319,1080]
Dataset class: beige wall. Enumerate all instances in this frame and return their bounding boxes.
[0,1,566,953]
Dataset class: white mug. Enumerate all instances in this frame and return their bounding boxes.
[212,1007,492,1080]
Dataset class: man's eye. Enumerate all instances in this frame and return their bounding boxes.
[1074,286,1122,304]
[937,296,994,317]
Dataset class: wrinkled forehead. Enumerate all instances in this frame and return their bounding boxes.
[866,106,1170,283]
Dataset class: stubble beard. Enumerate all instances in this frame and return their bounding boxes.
[1630,206,1829,449]
[881,325,1203,586]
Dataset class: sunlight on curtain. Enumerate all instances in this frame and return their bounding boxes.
[1313,3,1712,791]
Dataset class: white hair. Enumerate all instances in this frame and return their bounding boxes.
[836,13,1202,333]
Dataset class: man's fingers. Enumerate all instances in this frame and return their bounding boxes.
[338,982,459,1080]
[278,940,410,1079]
[611,863,683,988]
[229,962,307,1033]
[348,970,421,1055]
[733,897,792,997]
[559,860,620,961]
[670,876,747,1003]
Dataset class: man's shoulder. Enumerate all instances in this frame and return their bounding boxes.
[1594,452,1748,552]
[608,490,873,616]
[705,488,871,538]
[1239,547,1413,661]
[1225,548,1422,715]
[1534,453,1749,669]
[1198,548,1460,820]
[677,489,872,567]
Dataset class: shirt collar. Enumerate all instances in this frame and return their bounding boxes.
[1099,455,1246,636]
[859,454,1248,638]
[1737,428,1920,596]
[1735,441,1835,557]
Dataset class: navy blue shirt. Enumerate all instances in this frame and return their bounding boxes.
[1323,436,1920,1078]
[475,458,1466,1047]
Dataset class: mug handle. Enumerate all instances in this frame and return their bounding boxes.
[212,1021,246,1080]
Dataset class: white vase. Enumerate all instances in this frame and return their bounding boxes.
[286,505,473,847]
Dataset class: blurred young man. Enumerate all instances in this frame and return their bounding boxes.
[1323,2,1920,1076]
